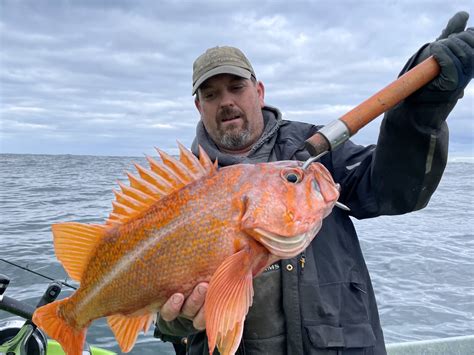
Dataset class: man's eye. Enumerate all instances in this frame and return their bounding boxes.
[204,93,215,100]
[232,85,244,91]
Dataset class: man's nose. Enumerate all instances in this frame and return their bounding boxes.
[219,90,235,107]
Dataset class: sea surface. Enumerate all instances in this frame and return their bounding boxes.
[0,154,472,354]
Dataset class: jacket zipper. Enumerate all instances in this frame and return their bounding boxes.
[299,252,306,273]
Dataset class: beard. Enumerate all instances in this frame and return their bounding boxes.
[218,125,252,150]
[215,107,253,150]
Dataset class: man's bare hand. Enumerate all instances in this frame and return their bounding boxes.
[160,282,208,330]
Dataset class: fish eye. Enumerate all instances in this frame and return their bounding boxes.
[287,173,299,183]
[282,170,303,184]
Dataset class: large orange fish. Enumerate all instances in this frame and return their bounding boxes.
[32,144,339,355]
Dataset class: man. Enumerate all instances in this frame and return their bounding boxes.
[155,12,473,355]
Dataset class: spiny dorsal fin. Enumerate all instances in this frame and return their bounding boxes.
[106,143,216,225]
[178,142,207,177]
[147,154,186,189]
[198,145,216,172]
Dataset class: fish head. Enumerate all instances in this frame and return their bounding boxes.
[241,160,339,258]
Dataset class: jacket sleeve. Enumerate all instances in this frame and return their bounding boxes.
[332,46,461,219]
[155,314,197,341]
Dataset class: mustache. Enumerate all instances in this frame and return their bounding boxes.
[217,107,245,122]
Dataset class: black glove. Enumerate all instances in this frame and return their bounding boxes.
[404,11,473,102]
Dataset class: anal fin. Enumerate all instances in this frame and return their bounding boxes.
[107,312,156,353]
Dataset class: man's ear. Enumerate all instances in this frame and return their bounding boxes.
[195,97,202,114]
[257,81,265,108]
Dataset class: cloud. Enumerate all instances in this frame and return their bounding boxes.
[1,0,472,156]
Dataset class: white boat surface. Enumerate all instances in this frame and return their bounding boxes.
[386,335,474,354]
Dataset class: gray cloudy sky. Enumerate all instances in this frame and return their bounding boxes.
[1,0,472,157]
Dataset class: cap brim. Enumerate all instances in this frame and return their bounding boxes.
[192,66,252,95]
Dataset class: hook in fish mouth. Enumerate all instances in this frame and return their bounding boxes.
[252,223,321,257]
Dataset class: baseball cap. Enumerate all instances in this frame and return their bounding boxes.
[192,46,256,95]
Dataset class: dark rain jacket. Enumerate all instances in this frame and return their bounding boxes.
[155,48,460,354]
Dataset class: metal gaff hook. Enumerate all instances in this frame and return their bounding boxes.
[302,151,328,170]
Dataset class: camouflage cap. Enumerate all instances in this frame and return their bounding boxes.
[192,46,256,95]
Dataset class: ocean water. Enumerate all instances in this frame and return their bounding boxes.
[0,154,472,354]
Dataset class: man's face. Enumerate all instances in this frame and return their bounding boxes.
[195,74,265,154]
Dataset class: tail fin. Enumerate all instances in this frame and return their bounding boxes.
[33,298,87,355]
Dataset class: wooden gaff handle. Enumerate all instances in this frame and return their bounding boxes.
[305,56,441,156]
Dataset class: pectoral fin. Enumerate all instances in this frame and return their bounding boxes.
[205,248,254,355]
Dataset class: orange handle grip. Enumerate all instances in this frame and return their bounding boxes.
[305,56,441,156]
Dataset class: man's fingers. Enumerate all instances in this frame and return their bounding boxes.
[181,282,208,320]
[160,293,184,322]
[159,283,208,327]
[450,27,474,46]
[193,304,206,330]
[437,11,469,40]
[446,36,474,72]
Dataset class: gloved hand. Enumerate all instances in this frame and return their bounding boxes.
[405,11,473,102]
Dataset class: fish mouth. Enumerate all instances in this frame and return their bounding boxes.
[252,223,321,258]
